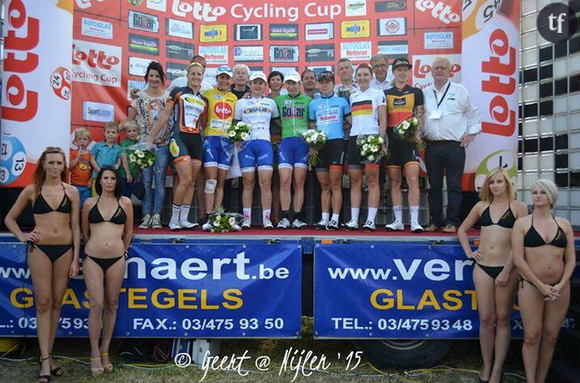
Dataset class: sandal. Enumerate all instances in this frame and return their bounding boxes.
[90,357,104,377]
[38,356,51,383]
[49,355,64,377]
[101,353,114,373]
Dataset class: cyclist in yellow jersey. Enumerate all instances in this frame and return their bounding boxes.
[202,66,239,231]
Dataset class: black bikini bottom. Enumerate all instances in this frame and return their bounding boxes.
[477,263,504,280]
[518,274,557,291]
[28,242,72,263]
[85,253,128,273]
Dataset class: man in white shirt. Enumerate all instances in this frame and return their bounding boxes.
[422,57,482,233]
[369,54,395,91]
[334,58,359,101]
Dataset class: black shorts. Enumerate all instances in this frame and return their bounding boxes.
[169,131,203,165]
[385,129,420,169]
[315,139,345,172]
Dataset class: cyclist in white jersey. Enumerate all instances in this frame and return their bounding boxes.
[233,72,280,229]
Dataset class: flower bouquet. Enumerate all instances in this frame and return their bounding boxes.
[302,129,327,168]
[358,135,386,164]
[127,143,156,169]
[394,116,424,150]
[208,207,242,233]
[227,121,251,143]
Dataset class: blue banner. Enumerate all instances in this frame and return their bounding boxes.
[315,242,524,339]
[0,240,301,338]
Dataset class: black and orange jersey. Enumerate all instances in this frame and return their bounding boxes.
[167,86,208,134]
[385,84,423,128]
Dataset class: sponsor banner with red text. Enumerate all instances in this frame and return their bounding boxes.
[0,0,73,187]
[462,1,520,191]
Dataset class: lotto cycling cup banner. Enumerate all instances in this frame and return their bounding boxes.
[0,241,302,337]
[314,242,526,339]
[462,1,520,191]
[0,0,73,187]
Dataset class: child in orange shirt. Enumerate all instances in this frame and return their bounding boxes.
[70,128,93,206]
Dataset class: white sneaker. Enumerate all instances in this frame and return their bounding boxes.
[326,219,339,231]
[363,220,376,232]
[139,214,152,229]
[292,219,307,229]
[151,214,163,229]
[241,218,251,229]
[180,220,199,229]
[277,218,290,229]
[263,218,274,230]
[314,219,328,229]
[342,219,359,231]
[169,219,181,231]
[385,219,404,231]
[202,221,211,231]
[411,221,424,233]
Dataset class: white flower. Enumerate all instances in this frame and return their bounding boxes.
[371,145,379,153]
[377,137,384,144]
[137,151,145,158]
[137,159,142,165]
[213,220,220,227]
[306,137,312,144]
[410,117,419,126]
[229,130,237,138]
[363,144,369,151]
[240,132,249,140]
[129,154,136,162]
[215,215,221,221]
[368,155,375,161]
[228,217,236,225]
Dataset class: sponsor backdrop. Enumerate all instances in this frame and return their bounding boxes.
[0,0,73,187]
[0,0,519,193]
[0,240,302,337]
[314,242,526,339]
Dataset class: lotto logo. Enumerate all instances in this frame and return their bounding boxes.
[415,0,459,24]
[413,59,461,79]
[73,46,120,69]
[215,104,233,119]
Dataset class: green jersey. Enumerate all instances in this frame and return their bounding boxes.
[275,93,312,139]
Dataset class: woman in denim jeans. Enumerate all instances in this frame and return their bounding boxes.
[125,62,171,229]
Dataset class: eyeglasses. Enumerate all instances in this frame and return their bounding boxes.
[373,64,388,69]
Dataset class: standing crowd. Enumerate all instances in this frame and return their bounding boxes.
[3,53,575,383]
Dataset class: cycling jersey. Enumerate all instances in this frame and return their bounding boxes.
[349,87,386,137]
[233,96,279,141]
[203,88,238,137]
[308,94,351,140]
[385,84,424,128]
[275,94,312,139]
[167,87,207,134]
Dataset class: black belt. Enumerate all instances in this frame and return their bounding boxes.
[426,140,459,145]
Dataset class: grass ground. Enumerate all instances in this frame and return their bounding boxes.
[0,319,526,383]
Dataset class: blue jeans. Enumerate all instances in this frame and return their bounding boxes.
[75,185,91,207]
[141,145,170,215]
[122,177,136,198]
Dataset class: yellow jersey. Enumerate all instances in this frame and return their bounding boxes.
[203,88,238,137]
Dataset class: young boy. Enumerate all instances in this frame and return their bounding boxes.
[90,121,122,195]
[120,121,141,197]
[70,127,93,206]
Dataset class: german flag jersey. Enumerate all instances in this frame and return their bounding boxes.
[203,88,238,137]
[349,87,386,136]
[167,86,207,134]
[385,84,424,128]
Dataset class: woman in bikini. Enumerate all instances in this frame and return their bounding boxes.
[4,147,81,383]
[81,166,133,376]
[512,179,575,383]
[458,168,528,383]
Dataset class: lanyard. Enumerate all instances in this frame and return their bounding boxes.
[433,82,450,109]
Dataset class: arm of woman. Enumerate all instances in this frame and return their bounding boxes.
[554,219,576,294]
[497,201,531,284]
[378,104,387,139]
[345,115,352,129]
[121,197,134,252]
[68,186,81,277]
[458,201,483,261]
[82,197,95,244]
[512,218,552,297]
[148,105,172,144]
[4,186,37,243]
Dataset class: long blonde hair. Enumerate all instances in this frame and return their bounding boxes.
[479,168,516,202]
[33,146,68,195]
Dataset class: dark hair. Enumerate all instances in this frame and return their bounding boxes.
[95,165,123,199]
[144,61,166,84]
[301,69,316,80]
[356,63,373,75]
[268,71,284,84]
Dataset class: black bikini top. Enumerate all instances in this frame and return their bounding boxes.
[524,215,567,248]
[32,183,72,215]
[88,197,127,225]
[480,201,516,229]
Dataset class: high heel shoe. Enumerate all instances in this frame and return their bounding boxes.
[101,353,114,373]
[38,356,51,383]
[90,357,104,377]
[49,354,64,377]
